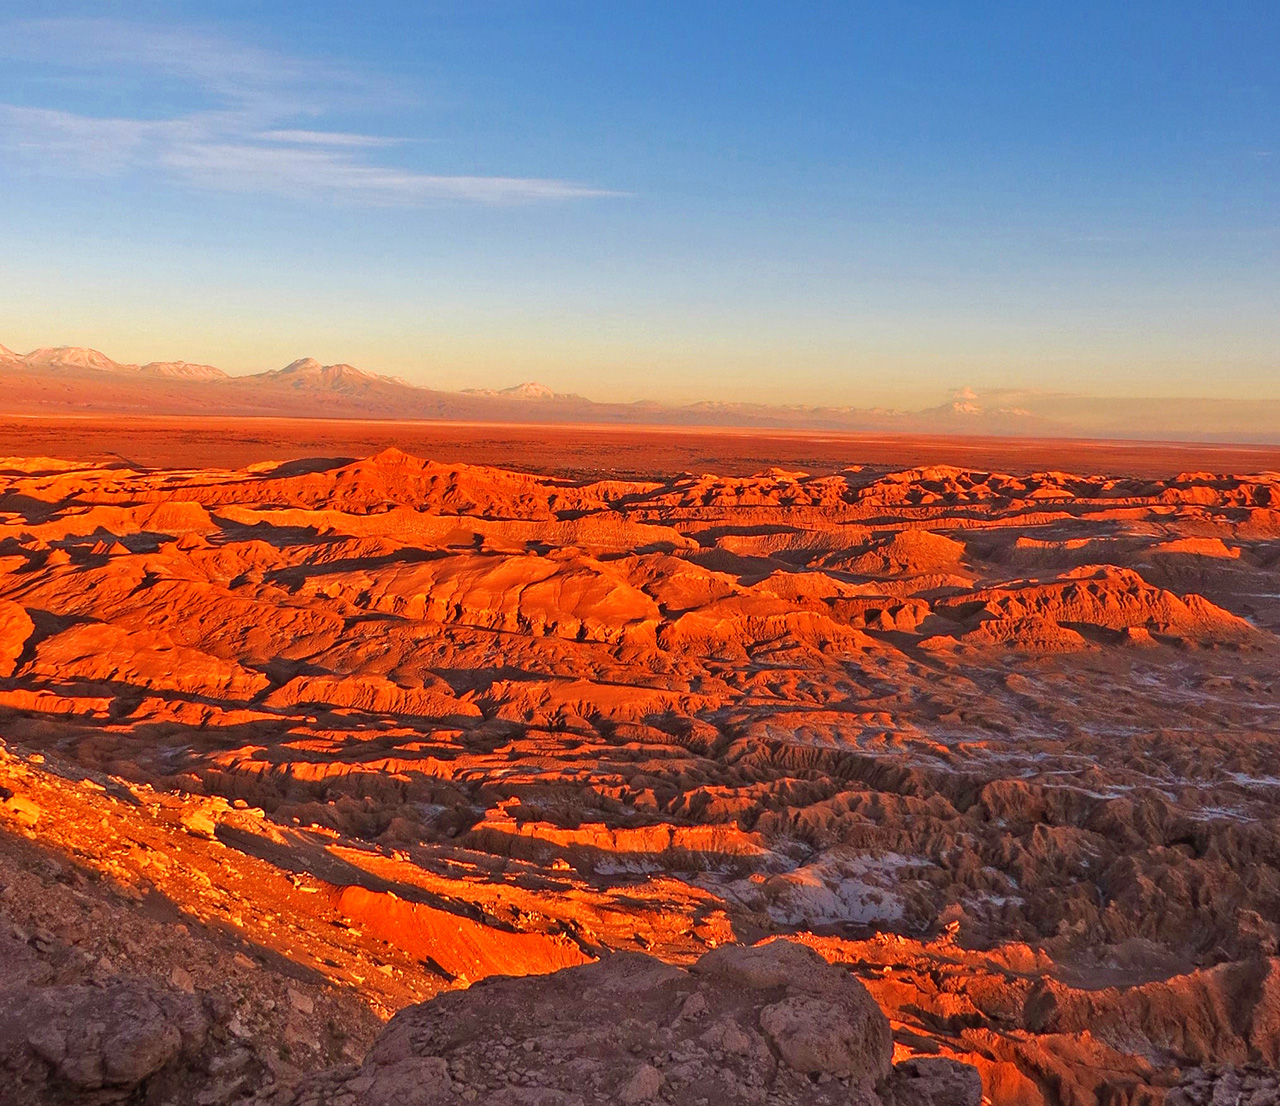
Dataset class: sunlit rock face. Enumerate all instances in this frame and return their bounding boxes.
[2,449,1280,1103]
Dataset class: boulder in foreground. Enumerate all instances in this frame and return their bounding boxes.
[0,976,208,1105]
[277,939,979,1106]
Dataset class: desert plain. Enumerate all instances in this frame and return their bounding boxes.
[2,419,1280,1106]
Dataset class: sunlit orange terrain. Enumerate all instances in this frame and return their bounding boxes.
[3,441,1280,1105]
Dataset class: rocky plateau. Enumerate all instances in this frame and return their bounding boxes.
[2,445,1279,1104]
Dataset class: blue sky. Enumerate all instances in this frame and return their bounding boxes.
[0,2,1276,405]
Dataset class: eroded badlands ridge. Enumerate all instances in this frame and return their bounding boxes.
[2,448,1280,1104]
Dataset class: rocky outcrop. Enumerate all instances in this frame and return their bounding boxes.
[0,923,215,1105]
[1166,1065,1280,1105]
[932,565,1263,651]
[0,980,208,1103]
[0,599,34,677]
[277,940,977,1106]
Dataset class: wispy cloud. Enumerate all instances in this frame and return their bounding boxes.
[159,141,617,203]
[0,19,620,205]
[257,130,404,148]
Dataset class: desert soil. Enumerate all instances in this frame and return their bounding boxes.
[4,414,1280,477]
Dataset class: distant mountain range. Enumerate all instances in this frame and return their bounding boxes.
[2,343,1278,443]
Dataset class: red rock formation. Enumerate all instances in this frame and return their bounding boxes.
[2,451,1279,1103]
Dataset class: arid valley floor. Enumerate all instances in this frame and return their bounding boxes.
[2,422,1280,1105]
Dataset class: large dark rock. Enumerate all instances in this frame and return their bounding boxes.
[0,977,208,1104]
[278,939,979,1106]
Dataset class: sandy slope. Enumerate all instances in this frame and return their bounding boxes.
[2,447,1280,1104]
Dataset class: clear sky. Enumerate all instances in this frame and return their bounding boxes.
[1,2,1276,407]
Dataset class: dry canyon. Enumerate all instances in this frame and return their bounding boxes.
[1,437,1279,1105]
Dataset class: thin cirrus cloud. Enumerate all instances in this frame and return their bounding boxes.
[0,19,619,205]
